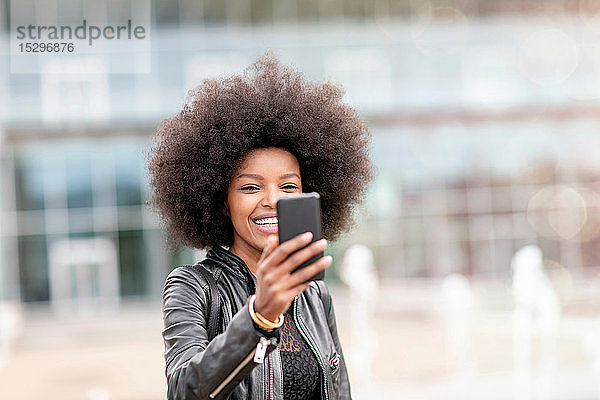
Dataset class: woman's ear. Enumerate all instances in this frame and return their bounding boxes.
[222,201,230,217]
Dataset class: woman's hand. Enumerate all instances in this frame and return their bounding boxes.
[253,232,332,322]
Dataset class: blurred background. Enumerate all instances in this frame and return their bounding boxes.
[2,0,600,399]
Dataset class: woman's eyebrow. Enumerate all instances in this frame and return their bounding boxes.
[236,173,263,180]
[236,173,300,180]
[280,173,300,179]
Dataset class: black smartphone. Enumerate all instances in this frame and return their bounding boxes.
[276,192,325,281]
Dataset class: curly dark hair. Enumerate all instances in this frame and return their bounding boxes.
[145,53,375,250]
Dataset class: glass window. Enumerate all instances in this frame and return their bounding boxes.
[66,150,93,208]
[19,235,49,302]
[41,148,66,209]
[91,148,116,207]
[115,143,142,206]
[118,230,146,296]
[14,153,45,211]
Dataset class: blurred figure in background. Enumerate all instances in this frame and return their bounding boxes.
[583,318,600,400]
[441,273,475,381]
[512,245,560,400]
[339,244,378,395]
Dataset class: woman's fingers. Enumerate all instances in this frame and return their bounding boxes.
[255,233,331,319]
[273,238,327,277]
[260,231,313,271]
[285,255,332,289]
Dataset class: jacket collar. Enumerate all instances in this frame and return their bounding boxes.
[205,245,256,283]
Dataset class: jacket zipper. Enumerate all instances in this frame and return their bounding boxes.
[269,354,274,400]
[293,297,329,400]
[209,336,271,399]
[263,355,269,400]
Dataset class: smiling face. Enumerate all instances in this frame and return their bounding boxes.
[225,147,302,270]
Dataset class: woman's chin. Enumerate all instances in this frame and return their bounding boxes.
[254,232,278,251]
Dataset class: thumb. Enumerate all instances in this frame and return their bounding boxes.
[259,234,279,264]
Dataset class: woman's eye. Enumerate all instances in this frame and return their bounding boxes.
[241,185,260,191]
[282,184,299,190]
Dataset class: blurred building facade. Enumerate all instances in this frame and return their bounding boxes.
[1,0,600,310]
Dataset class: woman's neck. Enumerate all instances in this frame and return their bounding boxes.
[228,241,261,276]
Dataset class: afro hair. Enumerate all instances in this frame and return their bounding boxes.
[145,52,375,250]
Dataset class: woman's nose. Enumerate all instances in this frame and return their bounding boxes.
[260,186,279,208]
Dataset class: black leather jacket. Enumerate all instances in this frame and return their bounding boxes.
[162,245,352,400]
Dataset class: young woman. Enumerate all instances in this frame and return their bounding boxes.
[146,53,374,400]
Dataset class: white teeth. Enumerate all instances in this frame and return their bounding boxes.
[254,217,278,225]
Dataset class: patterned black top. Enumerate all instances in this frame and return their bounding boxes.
[280,307,320,400]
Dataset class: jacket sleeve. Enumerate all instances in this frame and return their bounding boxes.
[319,282,352,400]
[162,267,277,400]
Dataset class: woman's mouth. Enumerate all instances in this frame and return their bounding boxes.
[252,216,278,233]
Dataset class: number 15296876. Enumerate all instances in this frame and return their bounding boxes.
[19,42,74,53]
